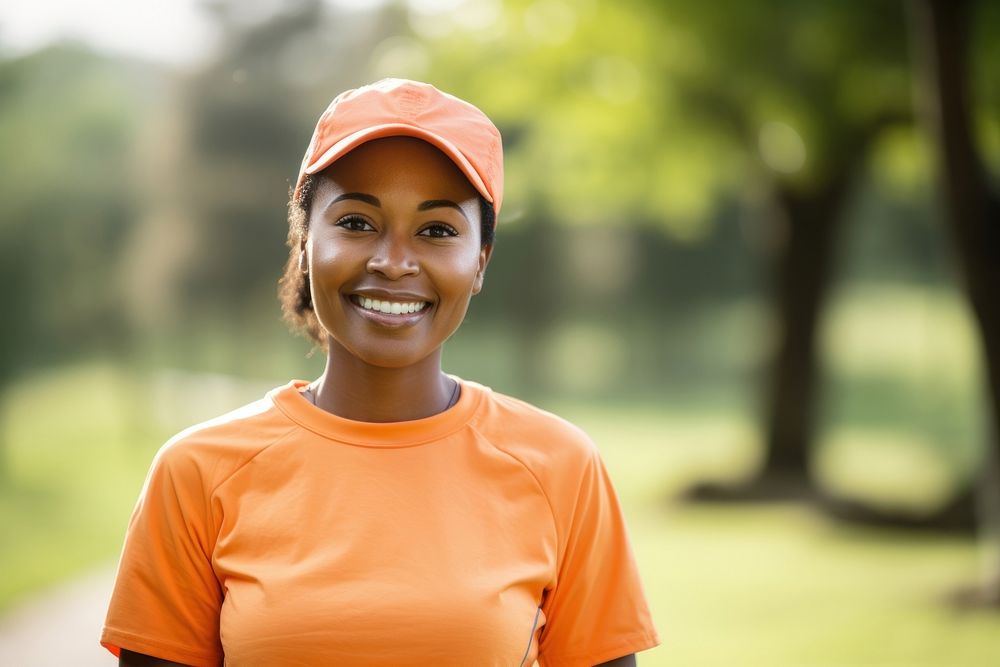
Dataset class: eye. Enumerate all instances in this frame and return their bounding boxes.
[418,223,458,238]
[335,214,374,232]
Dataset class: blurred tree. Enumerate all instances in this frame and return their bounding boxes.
[128,0,409,365]
[652,0,1000,537]
[910,0,1000,606]
[167,0,331,319]
[616,0,916,502]
[0,44,149,479]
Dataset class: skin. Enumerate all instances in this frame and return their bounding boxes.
[119,650,187,666]
[119,137,637,667]
[302,136,491,421]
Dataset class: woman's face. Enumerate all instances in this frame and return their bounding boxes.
[304,136,492,370]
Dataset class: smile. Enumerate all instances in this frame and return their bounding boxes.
[350,295,429,315]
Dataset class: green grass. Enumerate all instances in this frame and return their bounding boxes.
[558,403,1000,667]
[627,503,999,667]
[1,359,998,665]
[0,363,157,606]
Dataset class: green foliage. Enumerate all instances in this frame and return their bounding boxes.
[3,0,994,383]
[0,45,154,378]
[0,363,158,605]
[413,0,745,233]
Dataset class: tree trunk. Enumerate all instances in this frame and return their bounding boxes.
[507,213,560,401]
[910,0,1000,606]
[763,178,851,477]
[684,166,855,503]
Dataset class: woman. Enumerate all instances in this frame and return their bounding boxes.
[101,79,659,666]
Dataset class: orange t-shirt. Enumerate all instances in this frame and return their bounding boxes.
[101,378,659,666]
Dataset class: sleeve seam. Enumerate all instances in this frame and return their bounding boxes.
[208,423,301,497]
[468,422,562,569]
[204,423,301,550]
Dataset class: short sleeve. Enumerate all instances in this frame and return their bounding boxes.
[101,442,224,667]
[537,445,660,666]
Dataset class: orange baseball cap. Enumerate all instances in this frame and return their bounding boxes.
[294,78,504,217]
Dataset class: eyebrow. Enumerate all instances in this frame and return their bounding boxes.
[331,192,380,207]
[417,199,465,216]
[329,193,469,221]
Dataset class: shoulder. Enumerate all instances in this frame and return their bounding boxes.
[465,382,599,480]
[148,387,299,493]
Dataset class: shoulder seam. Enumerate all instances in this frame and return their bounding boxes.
[467,422,562,567]
[203,422,302,549]
[208,423,301,497]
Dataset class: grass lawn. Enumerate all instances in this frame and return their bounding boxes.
[559,402,1000,667]
[2,362,998,665]
[0,363,160,607]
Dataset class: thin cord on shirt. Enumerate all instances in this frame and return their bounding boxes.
[302,379,460,412]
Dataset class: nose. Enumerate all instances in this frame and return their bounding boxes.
[366,236,419,280]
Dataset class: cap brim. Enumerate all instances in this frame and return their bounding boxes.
[303,123,493,204]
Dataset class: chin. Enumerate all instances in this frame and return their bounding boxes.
[330,337,440,371]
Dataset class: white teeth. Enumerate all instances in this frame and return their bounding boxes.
[355,296,427,315]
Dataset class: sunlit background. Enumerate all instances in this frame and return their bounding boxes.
[2,0,999,664]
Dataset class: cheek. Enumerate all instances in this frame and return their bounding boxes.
[436,250,484,297]
[305,240,354,312]
[307,234,361,282]
[308,235,343,268]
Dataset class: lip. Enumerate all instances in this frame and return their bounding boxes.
[345,293,432,329]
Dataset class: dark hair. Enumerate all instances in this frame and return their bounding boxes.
[278,172,496,347]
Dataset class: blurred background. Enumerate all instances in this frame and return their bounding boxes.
[1,0,999,664]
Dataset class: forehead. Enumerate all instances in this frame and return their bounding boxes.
[317,136,479,201]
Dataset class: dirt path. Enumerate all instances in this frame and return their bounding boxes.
[0,564,116,666]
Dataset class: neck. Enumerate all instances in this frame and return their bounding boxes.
[312,339,455,422]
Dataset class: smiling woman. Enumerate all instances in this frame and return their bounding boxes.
[301,137,491,390]
[99,78,659,667]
